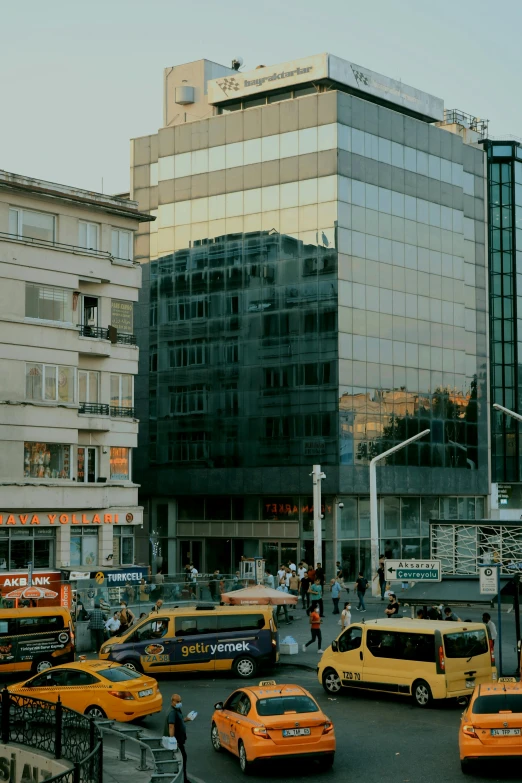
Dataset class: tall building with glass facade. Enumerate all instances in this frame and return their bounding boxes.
[131,54,489,579]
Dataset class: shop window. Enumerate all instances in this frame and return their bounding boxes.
[26,363,75,403]
[177,497,204,521]
[25,284,73,323]
[70,530,98,567]
[205,497,231,521]
[121,534,134,565]
[110,447,130,480]
[24,442,71,479]
[10,538,33,570]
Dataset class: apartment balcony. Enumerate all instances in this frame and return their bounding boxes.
[78,324,137,345]
[77,402,137,432]
[78,402,110,416]
[110,405,136,418]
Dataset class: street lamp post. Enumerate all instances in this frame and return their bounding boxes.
[370,430,430,595]
[311,465,326,569]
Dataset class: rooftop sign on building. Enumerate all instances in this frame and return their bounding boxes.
[208,53,444,122]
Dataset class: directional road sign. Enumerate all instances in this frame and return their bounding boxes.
[385,559,441,582]
[479,565,498,595]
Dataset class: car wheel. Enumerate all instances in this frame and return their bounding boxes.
[33,658,54,674]
[238,741,252,775]
[319,753,335,770]
[233,656,257,679]
[322,668,342,694]
[85,705,107,720]
[121,659,143,673]
[211,722,222,753]
[460,759,472,775]
[412,679,433,708]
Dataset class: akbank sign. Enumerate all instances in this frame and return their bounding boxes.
[208,53,444,122]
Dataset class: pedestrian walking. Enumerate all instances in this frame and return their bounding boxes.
[105,611,120,637]
[384,592,400,618]
[276,580,291,624]
[308,578,323,617]
[377,561,386,601]
[340,602,351,628]
[354,571,368,612]
[331,578,341,614]
[297,562,306,580]
[154,569,165,598]
[150,598,164,614]
[335,561,343,579]
[300,573,310,610]
[88,603,107,651]
[288,571,299,597]
[315,562,325,587]
[264,569,275,589]
[302,604,324,654]
[427,604,442,621]
[483,612,497,648]
[165,694,195,783]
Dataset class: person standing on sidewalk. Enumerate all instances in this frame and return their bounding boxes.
[166,693,194,783]
[483,612,497,648]
[302,604,323,654]
[340,602,351,628]
[300,572,310,610]
[88,603,107,652]
[377,561,386,601]
[331,578,341,614]
[288,571,299,597]
[308,578,323,617]
[354,571,368,613]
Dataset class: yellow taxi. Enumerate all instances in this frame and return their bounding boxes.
[9,659,162,722]
[459,678,522,773]
[210,680,335,774]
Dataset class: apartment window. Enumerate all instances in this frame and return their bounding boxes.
[110,447,130,480]
[168,432,209,462]
[169,341,207,367]
[111,228,133,261]
[170,385,208,415]
[110,374,133,408]
[78,221,99,250]
[24,442,71,479]
[25,284,73,323]
[25,363,75,403]
[9,208,55,243]
[78,370,100,404]
[224,339,239,364]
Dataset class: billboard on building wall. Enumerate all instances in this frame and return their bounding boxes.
[207,53,444,122]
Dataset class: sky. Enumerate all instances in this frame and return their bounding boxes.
[2,0,521,195]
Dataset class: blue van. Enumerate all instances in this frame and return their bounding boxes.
[99,604,279,679]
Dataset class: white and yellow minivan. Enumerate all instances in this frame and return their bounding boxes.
[318,618,495,707]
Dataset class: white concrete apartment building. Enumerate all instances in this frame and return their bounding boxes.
[0,170,152,579]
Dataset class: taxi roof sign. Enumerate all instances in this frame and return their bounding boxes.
[258,680,276,686]
[498,677,517,682]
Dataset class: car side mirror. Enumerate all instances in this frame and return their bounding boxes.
[214,702,224,710]
[331,640,338,652]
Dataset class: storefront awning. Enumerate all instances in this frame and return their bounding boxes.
[405,577,513,605]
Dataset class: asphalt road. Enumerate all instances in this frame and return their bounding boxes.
[129,665,520,783]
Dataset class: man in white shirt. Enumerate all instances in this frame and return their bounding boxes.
[287,560,297,574]
[297,563,306,580]
[483,612,498,647]
[105,612,120,636]
[277,564,287,583]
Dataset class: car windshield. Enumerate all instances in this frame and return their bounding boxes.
[256,695,319,716]
[98,667,141,682]
[444,630,488,658]
[473,694,522,714]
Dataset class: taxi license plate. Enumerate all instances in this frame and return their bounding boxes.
[491,728,521,736]
[465,679,475,688]
[138,688,153,698]
[282,728,310,737]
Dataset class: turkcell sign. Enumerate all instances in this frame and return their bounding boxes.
[385,559,441,582]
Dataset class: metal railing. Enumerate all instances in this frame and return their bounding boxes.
[0,230,112,259]
[114,331,137,346]
[1,688,102,783]
[110,405,135,418]
[78,402,110,416]
[78,325,108,340]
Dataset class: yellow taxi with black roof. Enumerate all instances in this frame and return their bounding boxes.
[459,677,522,773]
[210,679,335,774]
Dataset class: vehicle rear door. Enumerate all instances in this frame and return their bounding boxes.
[172,614,216,671]
[215,613,266,671]
[443,627,492,694]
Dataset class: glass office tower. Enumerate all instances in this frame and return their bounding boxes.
[131,56,489,578]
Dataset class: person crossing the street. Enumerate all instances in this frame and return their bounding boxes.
[302,603,324,654]
[166,693,194,783]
